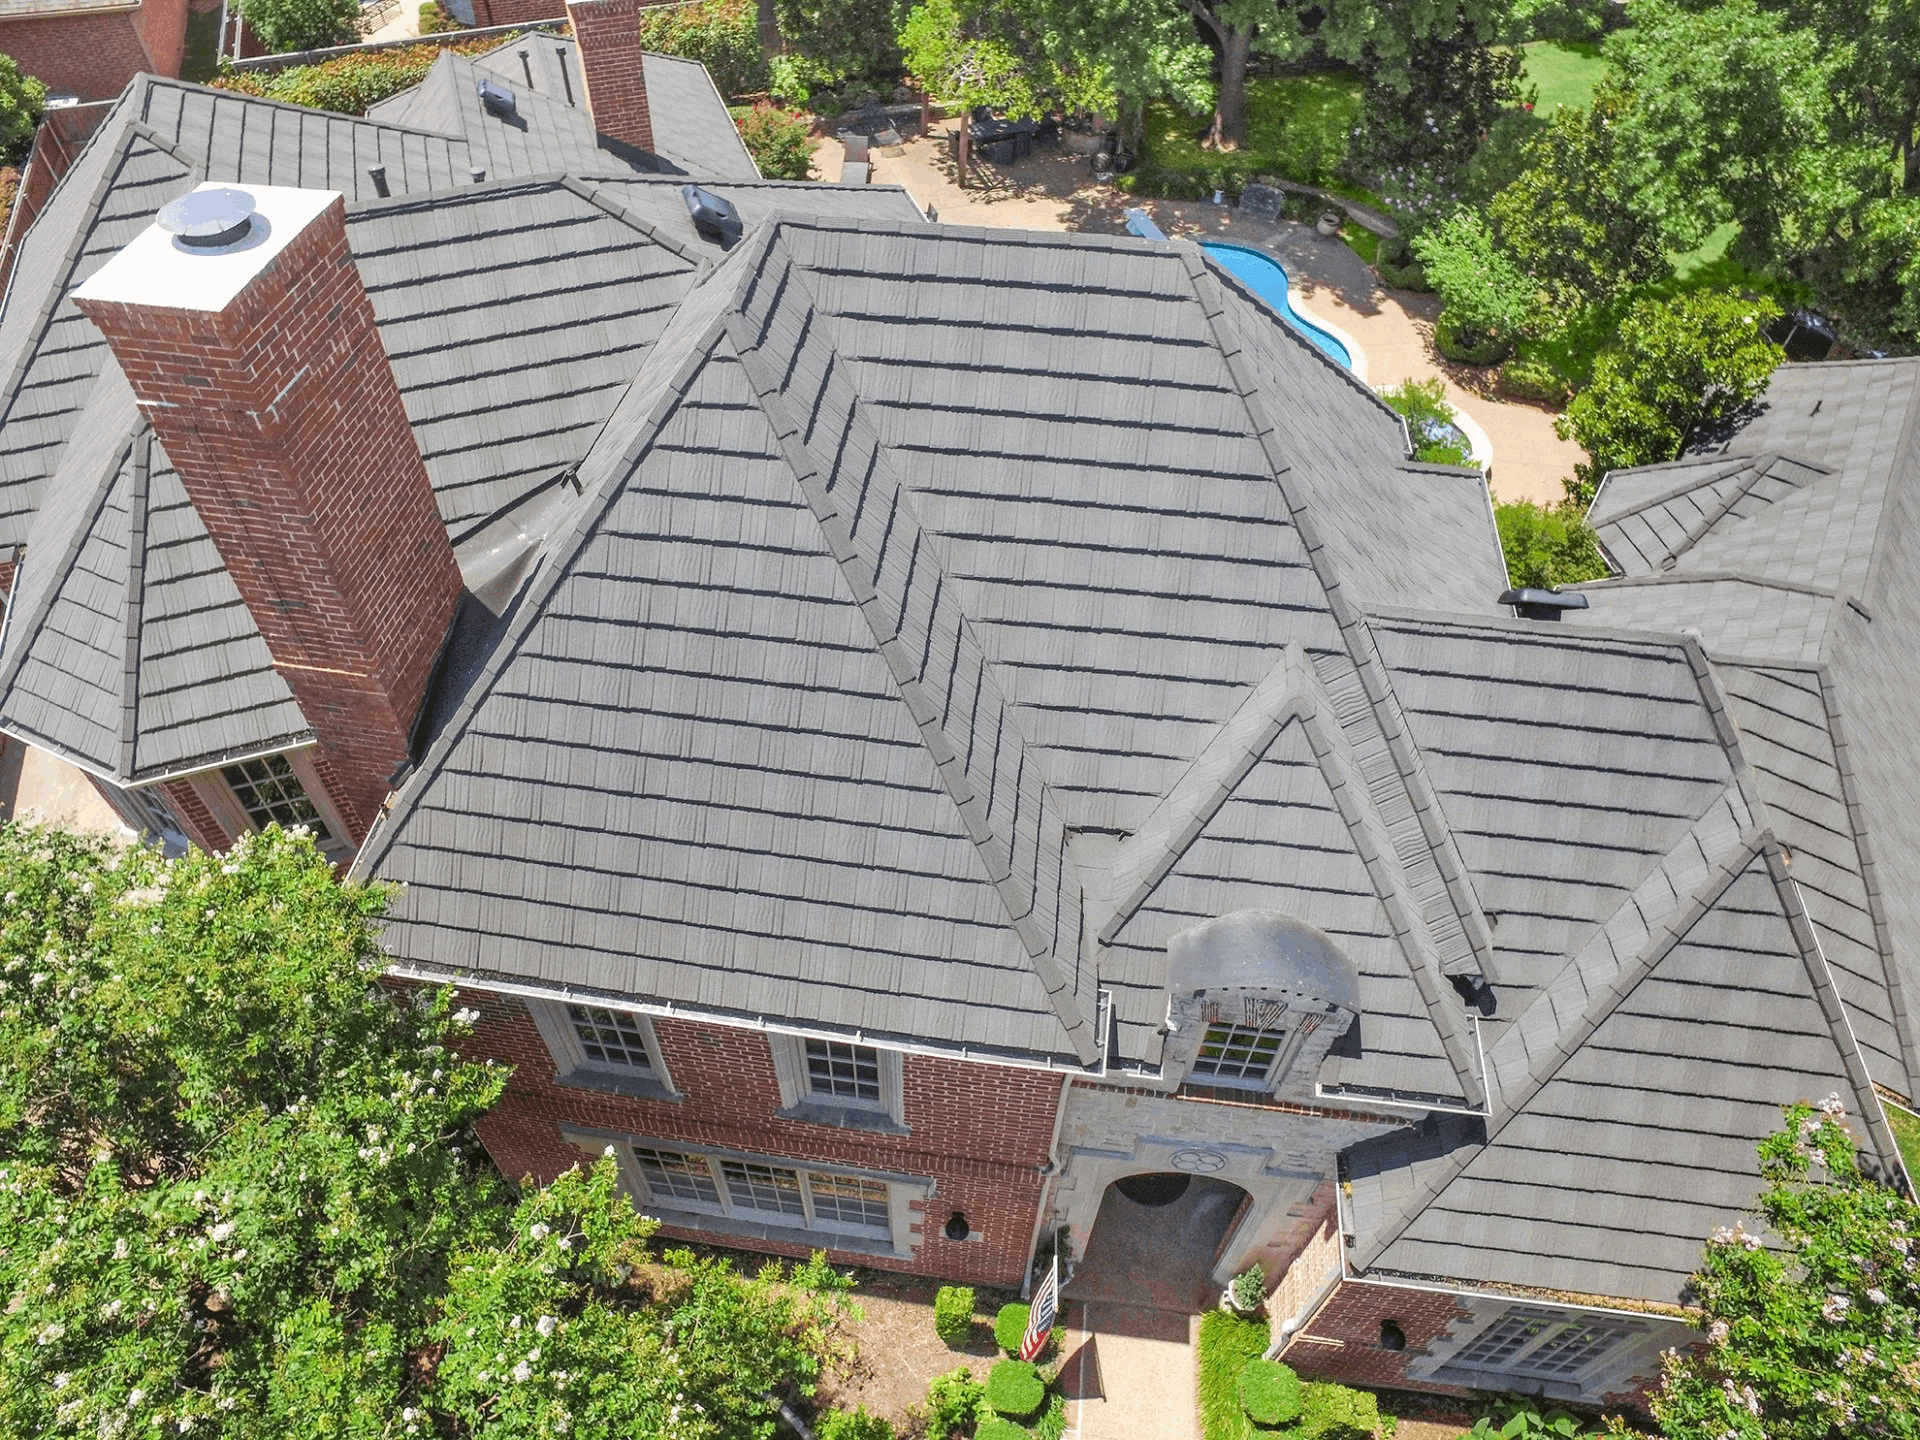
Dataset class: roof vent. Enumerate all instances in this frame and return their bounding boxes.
[1497,587,1591,622]
[477,78,517,117]
[156,187,259,253]
[682,184,743,247]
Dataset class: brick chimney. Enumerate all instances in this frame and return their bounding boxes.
[72,184,462,843]
[566,0,658,154]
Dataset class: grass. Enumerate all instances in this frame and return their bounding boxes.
[1887,1101,1920,1184]
[1198,1310,1269,1440]
[1518,39,1608,113]
[180,4,224,85]
[1129,70,1364,198]
[1670,220,1739,281]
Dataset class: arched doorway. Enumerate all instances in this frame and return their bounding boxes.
[1065,1171,1251,1312]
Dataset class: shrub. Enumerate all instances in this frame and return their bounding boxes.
[977,1421,1029,1440]
[416,0,461,32]
[1435,311,1513,367]
[934,1284,976,1347]
[637,0,766,99]
[1299,1380,1383,1440]
[921,1366,987,1438]
[236,0,363,54]
[1228,1263,1266,1311]
[1239,1359,1302,1426]
[735,104,815,180]
[817,1406,897,1440]
[984,1359,1047,1420]
[1375,234,1430,291]
[212,34,520,114]
[1495,500,1611,589]
[1495,356,1572,408]
[1198,1309,1270,1440]
[1031,1391,1068,1440]
[0,54,46,164]
[1381,378,1474,466]
[1462,1395,1591,1440]
[1413,209,1535,350]
[994,1301,1030,1355]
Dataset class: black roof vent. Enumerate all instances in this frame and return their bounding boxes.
[682,184,743,248]
[1498,587,1591,622]
[477,78,516,117]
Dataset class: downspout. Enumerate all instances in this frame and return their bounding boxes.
[1021,1070,1075,1299]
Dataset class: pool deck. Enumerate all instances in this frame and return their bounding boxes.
[835,123,1581,507]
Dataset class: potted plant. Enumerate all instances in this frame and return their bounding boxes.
[1222,1262,1266,1314]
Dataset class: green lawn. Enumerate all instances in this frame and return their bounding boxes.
[180,4,223,85]
[1888,1102,1920,1184]
[1670,220,1738,281]
[1519,39,1608,113]
[1129,70,1364,197]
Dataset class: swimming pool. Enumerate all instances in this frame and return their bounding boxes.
[1200,240,1357,371]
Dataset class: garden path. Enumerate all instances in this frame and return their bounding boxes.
[832,122,1582,506]
[1061,1302,1199,1440]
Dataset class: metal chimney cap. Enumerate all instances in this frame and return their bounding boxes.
[157,188,257,249]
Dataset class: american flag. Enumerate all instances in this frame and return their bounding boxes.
[1019,1253,1059,1361]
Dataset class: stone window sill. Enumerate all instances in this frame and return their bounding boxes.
[775,1100,909,1136]
[645,1205,904,1258]
[554,1067,682,1103]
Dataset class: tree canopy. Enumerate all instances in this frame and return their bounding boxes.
[236,0,364,55]
[0,822,855,1438]
[1652,1099,1920,1440]
[0,53,46,162]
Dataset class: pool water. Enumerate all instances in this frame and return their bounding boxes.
[1200,241,1354,369]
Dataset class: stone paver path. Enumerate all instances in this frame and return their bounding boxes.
[1062,1302,1199,1440]
[827,120,1581,506]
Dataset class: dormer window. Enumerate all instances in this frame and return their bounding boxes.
[1189,1023,1288,1087]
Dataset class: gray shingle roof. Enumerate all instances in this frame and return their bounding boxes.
[1349,826,1904,1304]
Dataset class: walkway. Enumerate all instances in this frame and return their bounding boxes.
[1062,1302,1199,1440]
[828,121,1582,505]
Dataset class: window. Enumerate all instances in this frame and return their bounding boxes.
[805,1038,881,1102]
[96,779,191,855]
[569,1004,655,1074]
[221,754,331,842]
[770,1034,907,1134]
[1189,1023,1287,1085]
[1432,1306,1644,1389]
[527,1000,677,1100]
[585,1136,923,1253]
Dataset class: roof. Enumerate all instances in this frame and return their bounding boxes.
[366,40,759,182]
[0,77,918,780]
[359,218,1512,1070]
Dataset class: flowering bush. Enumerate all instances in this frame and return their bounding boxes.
[1651,1098,1920,1440]
[1411,208,1537,345]
[736,104,816,181]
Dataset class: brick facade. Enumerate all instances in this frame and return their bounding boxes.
[1283,1276,1476,1395]
[156,776,231,852]
[0,0,187,101]
[74,192,463,842]
[564,0,662,153]
[469,0,565,26]
[445,982,1064,1286]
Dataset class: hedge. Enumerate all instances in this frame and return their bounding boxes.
[984,1359,1046,1420]
[977,1421,1029,1440]
[993,1302,1029,1356]
[933,1285,975,1347]
[212,33,524,116]
[1434,311,1512,366]
[1238,1360,1302,1427]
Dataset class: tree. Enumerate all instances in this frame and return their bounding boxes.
[1651,1098,1920,1440]
[1411,209,1537,345]
[637,0,769,99]
[1345,24,1525,198]
[1557,289,1783,503]
[0,821,856,1437]
[1494,500,1610,588]
[774,0,902,92]
[236,0,364,54]
[737,105,816,179]
[899,0,1114,120]
[1489,82,1674,308]
[0,52,47,163]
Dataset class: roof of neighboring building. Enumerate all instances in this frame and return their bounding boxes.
[0,0,140,17]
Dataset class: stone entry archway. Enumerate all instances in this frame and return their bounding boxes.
[1065,1172,1251,1313]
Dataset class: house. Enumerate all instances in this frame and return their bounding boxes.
[0,7,1914,1413]
[0,0,188,102]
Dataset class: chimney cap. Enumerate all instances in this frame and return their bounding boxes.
[157,188,258,250]
[1497,587,1591,622]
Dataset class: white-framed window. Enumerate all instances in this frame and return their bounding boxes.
[528,999,680,1101]
[769,1033,907,1134]
[1433,1306,1643,1386]
[572,1133,926,1257]
[184,749,354,864]
[1188,1022,1288,1087]
[96,778,191,855]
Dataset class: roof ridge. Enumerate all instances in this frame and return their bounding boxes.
[1350,822,1770,1274]
[1592,457,1753,527]
[117,427,151,780]
[1566,567,1839,600]
[720,224,1100,1065]
[571,175,709,268]
[1179,246,1499,986]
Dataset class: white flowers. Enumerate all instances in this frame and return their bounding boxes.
[453,1007,480,1026]
[511,1361,533,1383]
[1866,1287,1888,1305]
[36,1322,64,1345]
[1707,1320,1729,1344]
[536,1315,557,1337]
[1822,1293,1850,1322]
[209,1222,234,1243]
[529,1223,550,1241]
[114,1238,130,1260]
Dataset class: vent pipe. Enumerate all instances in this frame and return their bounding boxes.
[366,164,389,198]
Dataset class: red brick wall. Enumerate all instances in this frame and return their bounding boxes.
[564,0,664,152]
[0,0,181,101]
[74,196,463,843]
[448,984,1063,1286]
[1283,1277,1475,1395]
[156,777,231,853]
[471,0,567,26]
